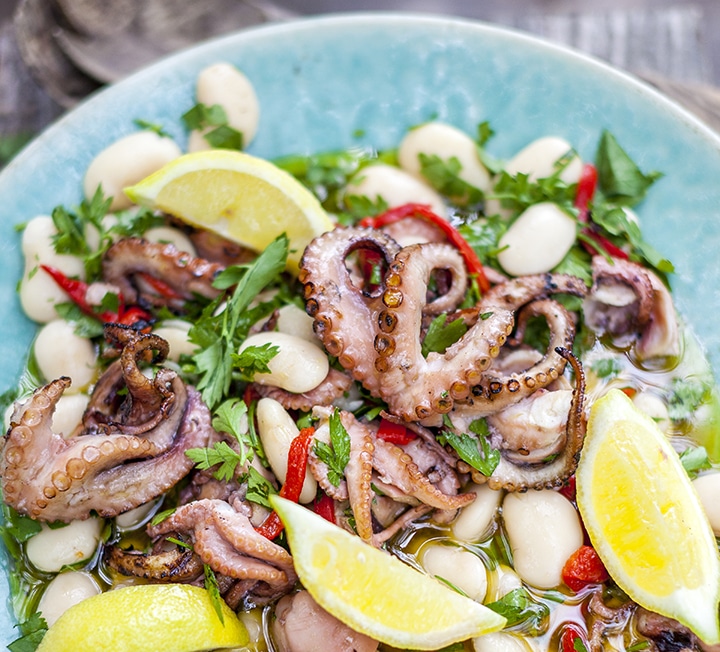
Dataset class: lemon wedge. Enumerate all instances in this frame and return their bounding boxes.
[36,584,248,652]
[270,495,506,650]
[124,150,334,272]
[576,389,720,643]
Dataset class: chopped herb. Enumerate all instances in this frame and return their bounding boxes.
[181,103,244,150]
[679,446,711,479]
[313,409,351,486]
[484,587,550,636]
[418,153,484,207]
[668,377,708,422]
[54,302,105,338]
[185,441,244,482]
[188,234,288,409]
[8,613,47,652]
[133,118,170,138]
[165,536,192,550]
[438,417,500,476]
[591,358,622,379]
[574,638,589,652]
[231,343,279,380]
[244,466,277,509]
[149,507,176,526]
[627,642,651,651]
[595,130,662,205]
[421,314,468,357]
[1,506,42,543]
[204,564,225,624]
[204,125,244,150]
[491,168,576,218]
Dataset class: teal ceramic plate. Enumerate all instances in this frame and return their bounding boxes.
[1,12,719,643]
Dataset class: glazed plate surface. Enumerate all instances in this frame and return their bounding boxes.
[1,12,720,642]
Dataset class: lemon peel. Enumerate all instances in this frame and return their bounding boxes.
[36,584,248,652]
[576,389,720,643]
[270,495,506,650]
[124,149,334,273]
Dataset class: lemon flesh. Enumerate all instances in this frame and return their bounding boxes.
[577,389,720,643]
[36,584,248,652]
[124,150,333,273]
[271,495,506,650]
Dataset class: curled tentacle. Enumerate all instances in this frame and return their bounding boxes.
[299,226,401,398]
[459,346,587,491]
[146,499,297,600]
[253,368,353,413]
[102,237,224,309]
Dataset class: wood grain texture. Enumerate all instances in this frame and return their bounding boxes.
[1,0,720,149]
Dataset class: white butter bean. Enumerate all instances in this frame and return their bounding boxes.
[256,398,317,504]
[486,564,523,602]
[152,319,198,362]
[451,483,502,542]
[504,136,582,184]
[693,473,720,535]
[420,543,487,602]
[52,393,89,438]
[275,304,317,343]
[115,500,158,530]
[84,131,182,212]
[20,216,86,323]
[34,319,98,391]
[473,632,534,652]
[344,163,446,216]
[497,202,576,276]
[142,226,197,255]
[632,390,670,433]
[502,489,583,589]
[398,122,491,196]
[26,517,103,572]
[239,332,329,394]
[189,62,260,152]
[37,571,101,627]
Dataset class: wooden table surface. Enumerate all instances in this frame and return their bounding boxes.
[2,0,720,165]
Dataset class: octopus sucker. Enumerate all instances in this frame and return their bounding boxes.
[102,237,225,309]
[253,368,353,413]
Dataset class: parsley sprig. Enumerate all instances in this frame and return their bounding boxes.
[313,409,351,486]
[188,234,289,409]
[438,417,500,476]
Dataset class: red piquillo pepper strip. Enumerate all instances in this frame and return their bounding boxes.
[573,164,629,261]
[135,271,184,301]
[561,544,609,592]
[376,418,417,446]
[312,492,336,524]
[256,426,316,540]
[560,623,589,652]
[40,264,152,326]
[358,203,491,293]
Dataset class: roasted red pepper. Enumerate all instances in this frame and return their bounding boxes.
[558,475,576,503]
[358,203,490,293]
[562,544,609,592]
[560,624,589,652]
[312,492,336,524]
[40,265,152,326]
[256,426,316,540]
[376,418,417,446]
[136,271,183,301]
[573,164,629,261]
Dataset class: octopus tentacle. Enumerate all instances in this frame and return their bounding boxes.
[147,499,297,591]
[102,237,224,309]
[299,226,401,397]
[371,243,515,421]
[372,437,475,510]
[1,373,209,521]
[253,368,353,413]
[462,346,587,491]
[105,540,204,582]
[455,297,580,418]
